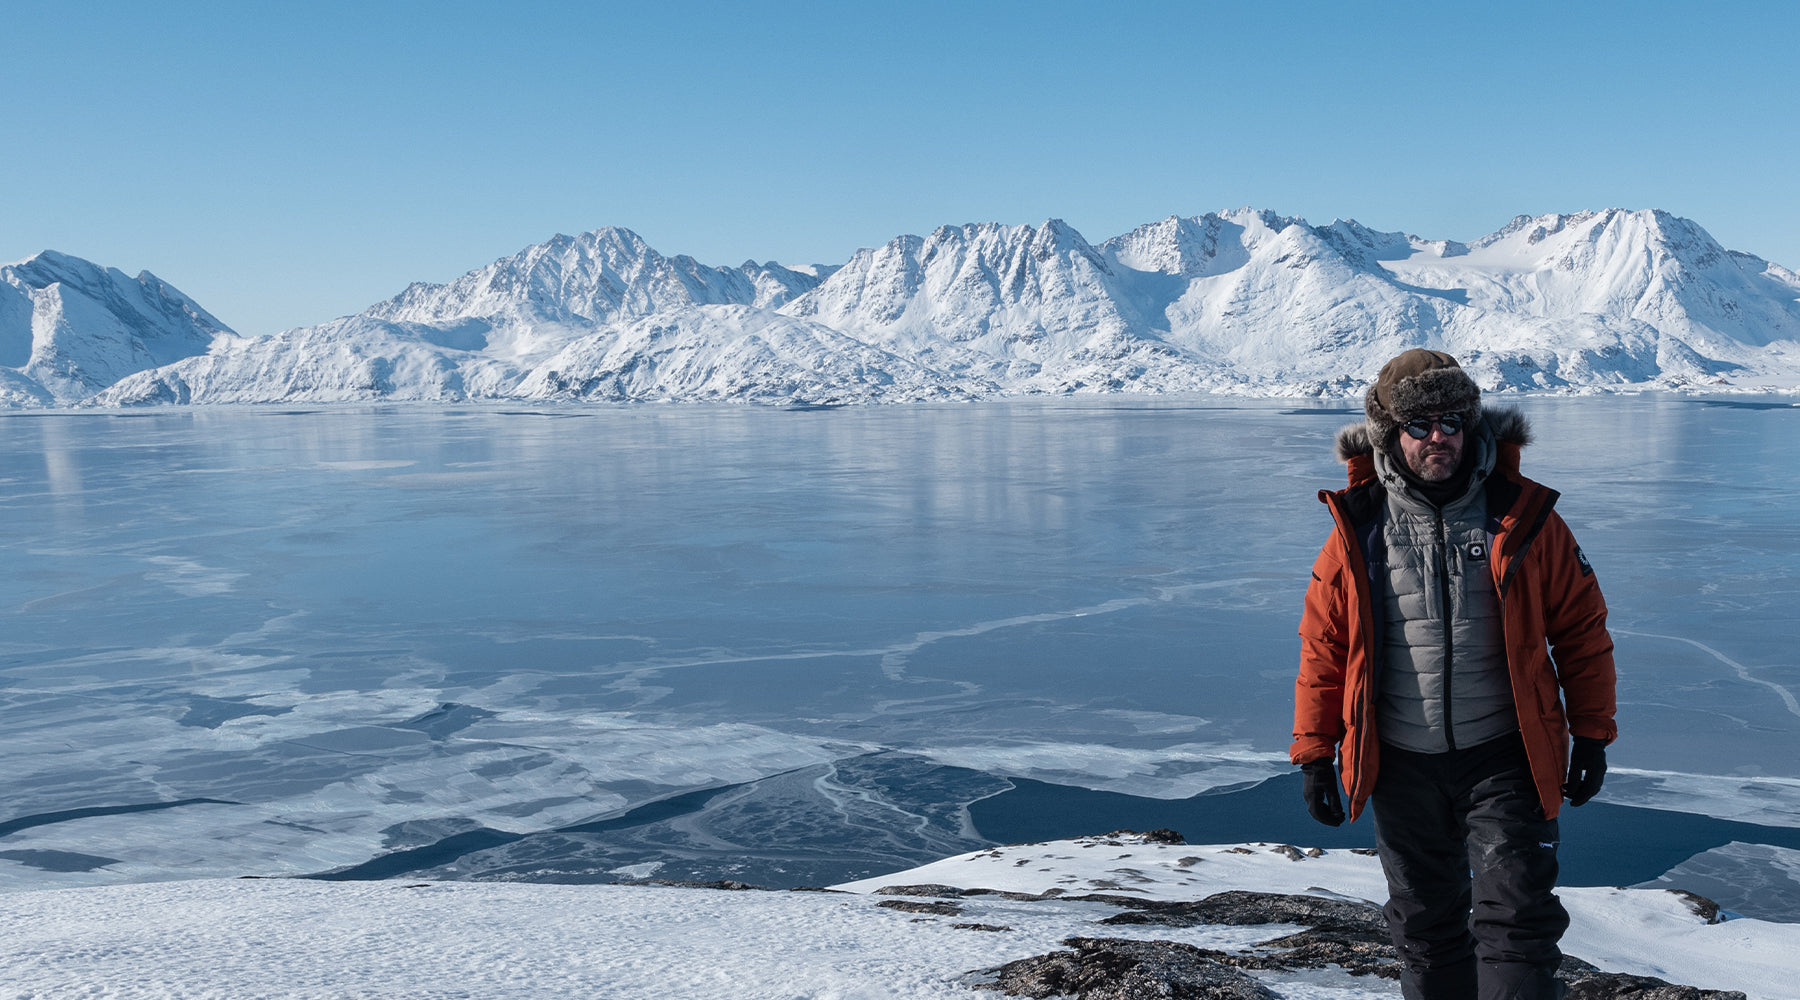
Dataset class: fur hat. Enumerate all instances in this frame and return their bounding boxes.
[1364,349,1482,442]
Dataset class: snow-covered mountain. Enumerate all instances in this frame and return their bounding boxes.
[0,251,235,406]
[782,220,1172,393]
[13,208,1800,407]
[359,227,832,359]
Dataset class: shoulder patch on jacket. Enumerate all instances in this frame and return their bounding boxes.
[1575,545,1594,577]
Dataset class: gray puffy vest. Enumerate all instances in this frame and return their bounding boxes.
[1371,429,1518,754]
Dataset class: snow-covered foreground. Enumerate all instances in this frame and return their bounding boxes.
[1,835,1787,999]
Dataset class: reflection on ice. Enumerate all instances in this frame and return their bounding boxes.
[2,398,1799,918]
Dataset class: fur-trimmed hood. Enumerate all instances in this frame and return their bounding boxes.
[1333,405,1533,488]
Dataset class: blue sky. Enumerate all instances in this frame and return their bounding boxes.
[5,1,1796,336]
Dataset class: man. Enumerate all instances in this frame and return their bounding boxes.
[1292,349,1617,1000]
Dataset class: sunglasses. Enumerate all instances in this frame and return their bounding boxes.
[1402,413,1464,439]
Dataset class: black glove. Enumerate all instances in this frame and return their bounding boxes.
[1564,737,1607,806]
[1301,759,1345,826]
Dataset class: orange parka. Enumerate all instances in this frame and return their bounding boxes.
[1291,410,1617,822]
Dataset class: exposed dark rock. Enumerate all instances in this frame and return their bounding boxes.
[873,883,965,898]
[1092,829,1183,845]
[1562,955,1603,976]
[1557,950,1746,998]
[1062,893,1175,909]
[1217,926,1401,980]
[635,878,770,891]
[961,887,1063,901]
[1099,890,1742,996]
[1561,970,1747,999]
[1087,890,1401,979]
[972,936,1278,999]
[1666,889,1726,924]
[876,899,963,916]
[1099,889,1387,931]
[952,923,1013,932]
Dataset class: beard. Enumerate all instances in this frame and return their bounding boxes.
[1407,444,1461,482]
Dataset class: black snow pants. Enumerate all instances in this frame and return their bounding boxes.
[1371,733,1569,1000]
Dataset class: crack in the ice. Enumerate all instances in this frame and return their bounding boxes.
[1614,628,1800,720]
[879,597,1150,680]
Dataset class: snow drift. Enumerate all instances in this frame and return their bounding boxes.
[0,834,1782,999]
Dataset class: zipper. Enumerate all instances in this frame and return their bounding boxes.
[1437,510,1456,751]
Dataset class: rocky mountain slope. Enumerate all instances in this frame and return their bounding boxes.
[8,209,1799,407]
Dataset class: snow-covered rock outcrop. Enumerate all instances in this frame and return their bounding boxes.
[18,208,1800,408]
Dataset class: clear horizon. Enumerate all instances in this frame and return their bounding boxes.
[4,1,1795,337]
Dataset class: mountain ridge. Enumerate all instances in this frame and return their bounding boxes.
[7,208,1799,408]
[1,250,235,406]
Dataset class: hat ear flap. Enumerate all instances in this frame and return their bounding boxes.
[1363,382,1398,445]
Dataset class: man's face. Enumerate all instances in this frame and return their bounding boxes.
[1398,413,1464,482]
